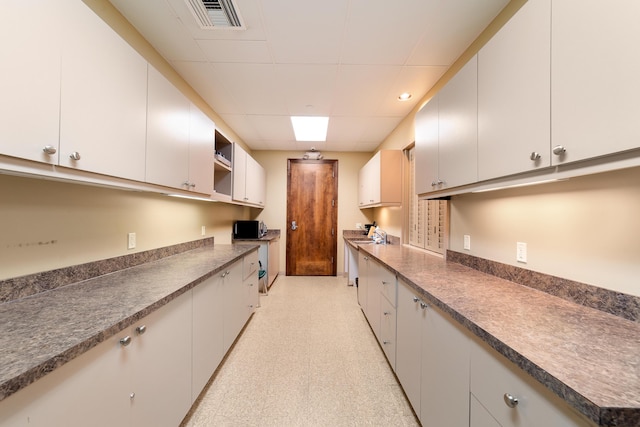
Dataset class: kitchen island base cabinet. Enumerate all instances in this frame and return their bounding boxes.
[0,290,192,427]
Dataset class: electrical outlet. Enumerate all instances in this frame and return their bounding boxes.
[201,226,206,236]
[356,223,362,229]
[517,242,527,263]
[463,235,471,251]
[127,232,136,250]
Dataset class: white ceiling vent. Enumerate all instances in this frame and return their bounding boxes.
[184,0,243,29]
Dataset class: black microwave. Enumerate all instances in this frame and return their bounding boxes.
[233,220,266,239]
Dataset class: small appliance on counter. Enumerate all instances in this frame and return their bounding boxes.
[233,220,267,239]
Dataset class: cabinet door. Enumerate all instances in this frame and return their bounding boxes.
[421,304,470,427]
[358,165,369,207]
[60,0,147,181]
[146,66,190,190]
[0,1,62,165]
[379,297,397,369]
[368,152,382,205]
[478,0,551,180]
[470,394,502,427]
[0,333,130,427]
[365,261,382,339]
[222,260,245,352]
[188,104,215,195]
[437,55,478,189]
[395,280,424,416]
[414,95,440,194]
[357,251,369,310]
[552,0,640,165]
[130,290,192,427]
[192,275,225,401]
[245,154,265,205]
[232,143,248,202]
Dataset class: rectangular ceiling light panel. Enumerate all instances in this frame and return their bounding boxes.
[185,0,243,29]
[291,116,329,142]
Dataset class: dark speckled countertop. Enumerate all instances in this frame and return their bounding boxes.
[345,236,640,427]
[0,244,257,402]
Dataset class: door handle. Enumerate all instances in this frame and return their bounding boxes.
[291,221,298,230]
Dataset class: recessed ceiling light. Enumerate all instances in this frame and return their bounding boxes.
[291,116,329,142]
[398,92,412,101]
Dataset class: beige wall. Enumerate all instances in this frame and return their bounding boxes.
[252,151,373,274]
[0,174,247,280]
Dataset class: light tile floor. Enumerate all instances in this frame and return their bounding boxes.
[182,275,420,426]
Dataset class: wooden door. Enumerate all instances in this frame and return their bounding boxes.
[286,159,338,276]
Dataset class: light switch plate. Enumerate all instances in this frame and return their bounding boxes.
[201,226,206,236]
[517,242,527,263]
[463,235,471,251]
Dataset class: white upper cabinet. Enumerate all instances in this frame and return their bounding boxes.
[551,0,640,165]
[478,0,551,180]
[437,55,478,189]
[187,104,215,195]
[59,0,147,181]
[0,1,63,164]
[415,96,440,195]
[232,143,265,206]
[358,150,402,207]
[146,66,191,190]
[415,56,478,195]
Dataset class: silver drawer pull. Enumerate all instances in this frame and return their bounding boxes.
[412,297,420,303]
[419,302,428,310]
[119,336,132,347]
[504,393,519,408]
[135,325,146,335]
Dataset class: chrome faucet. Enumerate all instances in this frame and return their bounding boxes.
[374,227,388,244]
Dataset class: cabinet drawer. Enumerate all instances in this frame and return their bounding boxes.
[243,250,259,280]
[377,264,397,307]
[470,339,595,427]
[380,297,396,369]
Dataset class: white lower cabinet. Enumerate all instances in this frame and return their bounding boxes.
[0,253,259,427]
[0,290,192,427]
[192,274,225,401]
[221,260,246,353]
[470,339,596,427]
[379,297,397,369]
[396,279,470,427]
[470,394,502,427]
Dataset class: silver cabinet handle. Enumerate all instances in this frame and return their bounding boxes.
[381,280,388,285]
[383,311,391,316]
[504,393,519,408]
[69,152,81,161]
[412,297,420,303]
[119,336,132,347]
[135,325,146,335]
[190,183,196,188]
[383,340,391,345]
[419,302,428,310]
[130,392,135,400]
[552,145,566,155]
[530,152,541,160]
[42,145,57,155]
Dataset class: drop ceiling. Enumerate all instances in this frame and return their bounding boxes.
[108,0,509,152]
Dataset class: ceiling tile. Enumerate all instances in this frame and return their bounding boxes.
[273,64,338,115]
[260,0,349,64]
[209,63,288,115]
[246,115,295,140]
[171,60,244,114]
[197,39,272,63]
[340,0,434,65]
[331,65,402,116]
